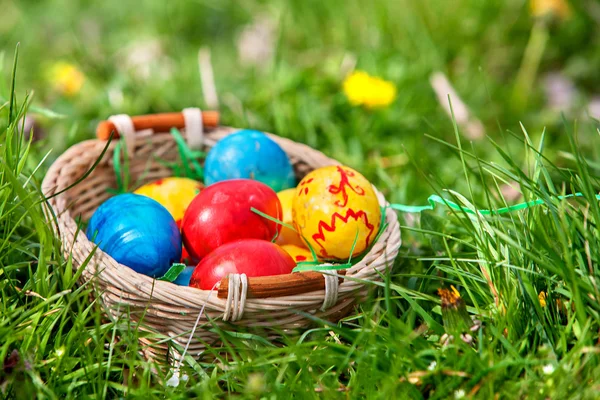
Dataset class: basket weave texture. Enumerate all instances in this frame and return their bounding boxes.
[41,121,402,361]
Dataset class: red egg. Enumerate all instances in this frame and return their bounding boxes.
[181,246,199,266]
[189,239,296,290]
[181,179,282,260]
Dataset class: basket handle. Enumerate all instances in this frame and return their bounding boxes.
[217,270,346,299]
[96,111,220,140]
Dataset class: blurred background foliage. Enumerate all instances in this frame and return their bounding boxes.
[2,0,600,207]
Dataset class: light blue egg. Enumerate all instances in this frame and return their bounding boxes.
[204,129,296,192]
[86,193,182,278]
[173,266,195,286]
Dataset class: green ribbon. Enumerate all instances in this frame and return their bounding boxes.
[158,263,186,282]
[108,138,129,195]
[169,128,205,180]
[390,193,600,215]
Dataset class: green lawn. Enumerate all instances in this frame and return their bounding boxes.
[2,0,600,398]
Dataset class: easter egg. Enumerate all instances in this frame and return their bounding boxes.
[86,193,182,277]
[292,166,382,260]
[280,244,317,264]
[181,246,199,266]
[275,188,306,247]
[189,239,296,290]
[181,179,282,260]
[173,266,195,286]
[134,177,203,228]
[204,129,296,192]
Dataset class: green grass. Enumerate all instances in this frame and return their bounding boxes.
[2,0,600,398]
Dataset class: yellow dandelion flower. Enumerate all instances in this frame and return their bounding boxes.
[538,291,547,307]
[49,62,85,97]
[530,0,571,20]
[438,285,462,308]
[342,70,396,109]
[438,285,473,333]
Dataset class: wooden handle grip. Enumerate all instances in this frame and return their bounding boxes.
[217,270,346,299]
[96,111,220,140]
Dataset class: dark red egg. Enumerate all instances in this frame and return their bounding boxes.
[181,179,282,260]
[189,239,296,290]
[181,246,199,266]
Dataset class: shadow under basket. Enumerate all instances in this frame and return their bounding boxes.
[41,109,402,363]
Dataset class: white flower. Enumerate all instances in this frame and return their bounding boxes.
[427,361,437,371]
[166,370,180,387]
[543,364,555,375]
[454,389,466,399]
[120,39,173,81]
[237,14,276,68]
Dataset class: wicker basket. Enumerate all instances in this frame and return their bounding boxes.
[41,109,402,362]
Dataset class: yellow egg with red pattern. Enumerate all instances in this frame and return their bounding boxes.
[275,188,306,247]
[134,177,203,228]
[280,244,318,264]
[292,166,381,260]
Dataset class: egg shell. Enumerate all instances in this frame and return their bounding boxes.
[292,166,382,260]
[189,239,296,290]
[181,179,282,260]
[173,266,195,286]
[181,246,199,266]
[86,193,182,277]
[134,177,203,228]
[275,188,306,247]
[280,244,318,264]
[204,129,296,192]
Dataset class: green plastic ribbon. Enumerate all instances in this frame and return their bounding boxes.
[390,192,600,215]
[169,128,205,180]
[158,263,186,282]
[107,138,129,195]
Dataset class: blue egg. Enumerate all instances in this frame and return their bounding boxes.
[173,266,195,286]
[204,129,296,192]
[86,193,182,278]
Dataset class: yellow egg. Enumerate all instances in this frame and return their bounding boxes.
[275,188,306,247]
[134,177,203,228]
[292,166,381,260]
[281,244,318,264]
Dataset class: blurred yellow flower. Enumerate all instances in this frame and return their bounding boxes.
[49,62,85,96]
[530,0,571,20]
[538,291,547,307]
[343,70,396,109]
